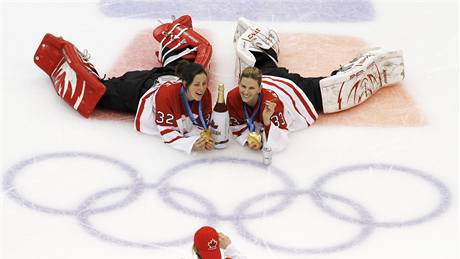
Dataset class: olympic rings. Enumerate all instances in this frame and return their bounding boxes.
[233,189,374,254]
[311,163,451,228]
[2,152,143,215]
[1,152,452,254]
[156,157,296,220]
[78,183,219,248]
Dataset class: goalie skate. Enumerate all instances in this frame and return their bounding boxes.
[34,33,106,118]
[319,48,405,113]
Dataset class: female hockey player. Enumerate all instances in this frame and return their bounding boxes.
[227,17,405,152]
[34,15,215,154]
[193,226,247,259]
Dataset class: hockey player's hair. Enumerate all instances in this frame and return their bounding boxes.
[239,66,262,86]
[192,245,202,259]
[175,60,207,87]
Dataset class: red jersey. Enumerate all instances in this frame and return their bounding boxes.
[135,77,212,153]
[227,75,318,152]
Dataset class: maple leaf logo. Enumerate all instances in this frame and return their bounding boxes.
[52,59,78,98]
[208,239,218,250]
[50,56,86,110]
[209,119,218,129]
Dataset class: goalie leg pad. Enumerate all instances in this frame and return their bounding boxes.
[34,33,106,117]
[234,18,280,78]
[152,15,212,69]
[319,49,405,113]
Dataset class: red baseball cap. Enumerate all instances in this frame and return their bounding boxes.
[194,226,222,259]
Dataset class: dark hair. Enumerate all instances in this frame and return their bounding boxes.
[175,60,207,87]
[192,245,202,259]
[239,66,262,86]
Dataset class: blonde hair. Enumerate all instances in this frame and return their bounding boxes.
[239,67,262,86]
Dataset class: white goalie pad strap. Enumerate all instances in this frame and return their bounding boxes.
[158,23,181,62]
[163,46,198,67]
[320,49,405,113]
[158,26,189,62]
[161,39,185,63]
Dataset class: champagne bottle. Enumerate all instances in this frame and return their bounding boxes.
[211,83,229,149]
[214,84,227,112]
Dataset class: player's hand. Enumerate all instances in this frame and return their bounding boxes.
[262,100,276,126]
[192,136,208,151]
[204,137,215,151]
[218,232,231,249]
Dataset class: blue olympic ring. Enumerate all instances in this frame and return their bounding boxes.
[2,152,143,215]
[77,183,219,248]
[1,152,452,254]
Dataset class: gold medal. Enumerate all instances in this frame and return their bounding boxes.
[247,132,262,146]
[200,128,212,141]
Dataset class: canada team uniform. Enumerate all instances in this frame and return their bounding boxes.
[135,79,212,153]
[227,75,318,152]
[231,17,405,152]
[33,15,215,153]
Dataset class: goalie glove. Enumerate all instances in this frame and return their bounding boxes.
[152,15,212,69]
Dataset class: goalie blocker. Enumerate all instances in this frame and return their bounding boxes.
[34,33,106,118]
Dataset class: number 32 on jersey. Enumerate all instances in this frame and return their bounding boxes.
[156,111,175,125]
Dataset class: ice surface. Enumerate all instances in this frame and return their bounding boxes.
[1,1,458,259]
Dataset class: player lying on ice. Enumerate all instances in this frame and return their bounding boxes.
[227,17,405,153]
[33,15,219,154]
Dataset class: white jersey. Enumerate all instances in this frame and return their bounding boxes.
[134,77,212,154]
[227,75,318,152]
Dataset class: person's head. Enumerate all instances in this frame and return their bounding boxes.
[193,226,221,259]
[238,67,262,106]
[175,60,208,101]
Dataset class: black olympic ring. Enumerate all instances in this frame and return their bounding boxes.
[1,152,452,254]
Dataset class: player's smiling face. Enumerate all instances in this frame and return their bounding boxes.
[185,73,208,101]
[239,77,261,107]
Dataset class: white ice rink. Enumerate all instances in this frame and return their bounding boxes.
[1,0,458,259]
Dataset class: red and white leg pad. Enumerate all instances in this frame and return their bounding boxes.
[152,15,212,69]
[319,48,405,113]
[34,33,106,118]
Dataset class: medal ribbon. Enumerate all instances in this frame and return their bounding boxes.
[243,95,262,132]
[180,86,207,129]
